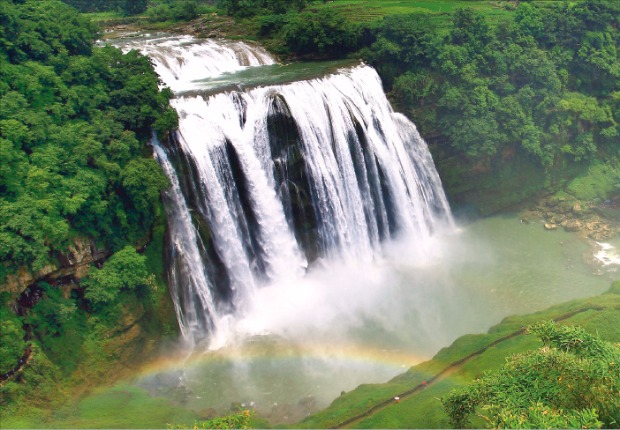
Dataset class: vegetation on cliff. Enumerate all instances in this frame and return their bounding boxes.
[0,0,176,277]
[364,1,619,212]
[0,0,178,418]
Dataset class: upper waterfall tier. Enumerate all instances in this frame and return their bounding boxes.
[114,34,276,93]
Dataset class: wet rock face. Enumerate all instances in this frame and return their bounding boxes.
[1,238,108,300]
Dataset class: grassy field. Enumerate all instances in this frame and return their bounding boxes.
[88,0,563,29]
[307,0,517,24]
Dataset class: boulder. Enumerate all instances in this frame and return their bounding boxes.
[562,219,582,232]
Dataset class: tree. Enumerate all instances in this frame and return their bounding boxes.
[443,321,620,429]
[121,0,148,16]
[146,1,198,22]
[0,1,177,277]
[83,246,151,305]
[0,307,27,375]
[3,0,96,64]
[514,2,544,39]
[450,8,493,52]
[121,157,170,230]
[282,10,360,56]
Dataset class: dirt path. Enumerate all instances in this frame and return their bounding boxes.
[330,305,604,429]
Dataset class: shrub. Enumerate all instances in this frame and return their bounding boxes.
[443,321,620,428]
[83,246,150,305]
[282,10,361,57]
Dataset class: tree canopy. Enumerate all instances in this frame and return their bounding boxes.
[0,0,177,278]
[219,0,619,176]
[363,1,620,172]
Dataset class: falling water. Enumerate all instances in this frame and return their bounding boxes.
[121,35,454,347]
[116,34,275,93]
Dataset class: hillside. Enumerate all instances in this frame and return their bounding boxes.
[298,283,620,428]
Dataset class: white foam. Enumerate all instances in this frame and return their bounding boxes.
[594,242,620,270]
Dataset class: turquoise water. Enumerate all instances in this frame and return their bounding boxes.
[442,214,616,336]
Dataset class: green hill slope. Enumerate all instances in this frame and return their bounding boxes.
[298,283,620,428]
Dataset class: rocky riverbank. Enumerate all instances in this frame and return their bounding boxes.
[520,194,619,241]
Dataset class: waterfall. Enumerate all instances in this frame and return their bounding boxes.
[116,35,275,93]
[128,36,454,346]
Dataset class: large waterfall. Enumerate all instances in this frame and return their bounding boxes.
[96,35,619,423]
[121,35,453,347]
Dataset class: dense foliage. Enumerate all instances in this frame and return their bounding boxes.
[0,0,177,278]
[83,245,152,305]
[443,321,620,429]
[0,305,27,374]
[145,0,200,23]
[0,1,177,412]
[221,1,619,192]
[280,9,364,57]
[362,1,620,177]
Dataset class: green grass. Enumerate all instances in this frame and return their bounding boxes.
[3,385,199,429]
[297,382,410,428]
[297,288,620,429]
[83,11,140,27]
[308,0,516,25]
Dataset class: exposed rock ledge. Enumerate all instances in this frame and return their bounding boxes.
[521,195,619,241]
[2,238,108,299]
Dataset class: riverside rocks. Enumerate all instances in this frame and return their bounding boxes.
[522,195,618,241]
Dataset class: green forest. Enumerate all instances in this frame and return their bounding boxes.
[1,0,178,419]
[1,0,619,428]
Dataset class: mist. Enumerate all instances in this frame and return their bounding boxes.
[136,215,612,423]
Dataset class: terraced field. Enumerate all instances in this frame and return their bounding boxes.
[308,0,517,24]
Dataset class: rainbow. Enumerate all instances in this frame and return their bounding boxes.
[135,341,430,381]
